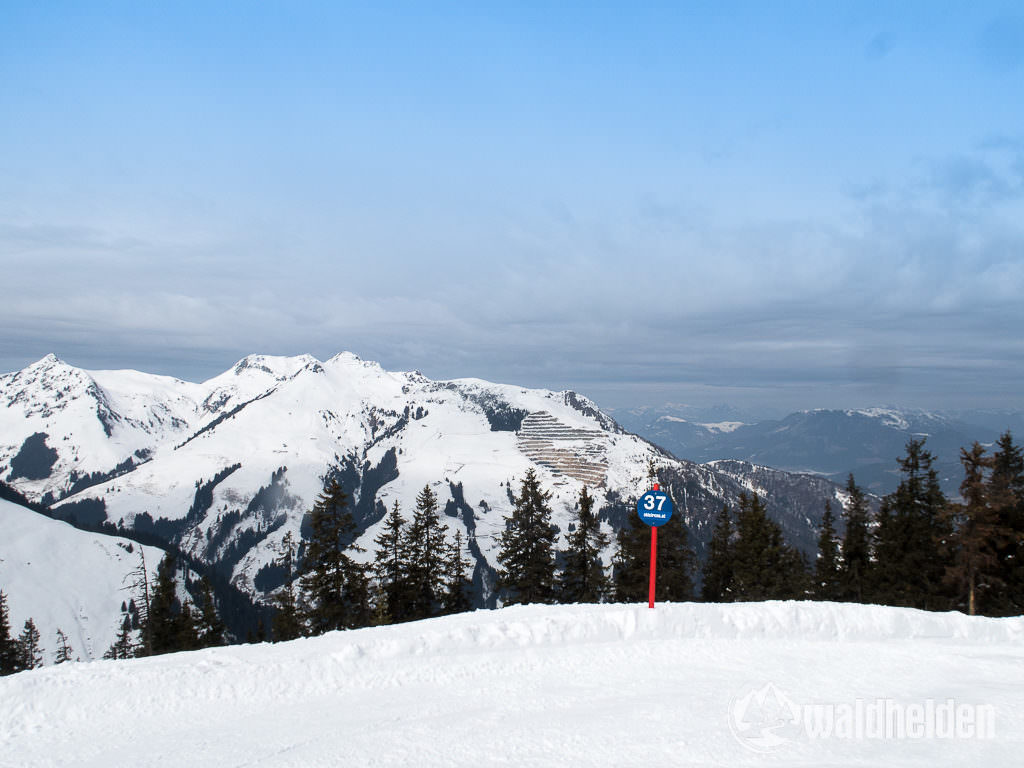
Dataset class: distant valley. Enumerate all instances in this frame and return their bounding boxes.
[614,405,1024,496]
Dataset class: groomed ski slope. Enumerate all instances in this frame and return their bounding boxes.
[2,601,1022,767]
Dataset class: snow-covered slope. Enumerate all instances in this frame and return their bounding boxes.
[2,601,1021,767]
[0,498,166,662]
[1,353,846,604]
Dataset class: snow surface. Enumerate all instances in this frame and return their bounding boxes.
[1,601,1021,767]
[698,421,745,434]
[0,499,166,662]
[653,417,745,433]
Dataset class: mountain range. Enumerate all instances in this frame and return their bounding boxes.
[613,405,1021,495]
[1,353,843,612]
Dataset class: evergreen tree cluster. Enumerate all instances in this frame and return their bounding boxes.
[268,481,473,640]
[372,486,473,623]
[1,589,78,674]
[501,468,694,605]
[942,433,1024,615]
[836,434,1024,615]
[262,468,690,639]
[102,550,227,660]
[696,432,1024,617]
[15,430,1022,667]
[700,494,807,602]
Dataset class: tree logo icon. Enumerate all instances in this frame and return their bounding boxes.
[728,681,803,752]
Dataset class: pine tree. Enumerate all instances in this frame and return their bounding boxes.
[780,547,811,598]
[0,590,18,675]
[404,485,448,620]
[272,531,304,641]
[813,500,842,600]
[612,514,650,602]
[497,469,557,605]
[559,486,610,603]
[944,443,1011,615]
[838,475,871,602]
[731,493,807,601]
[369,582,392,626]
[341,557,372,629]
[17,619,43,670]
[195,577,226,647]
[300,480,356,635]
[989,432,1024,615]
[54,628,74,664]
[702,506,735,602]
[127,550,153,657]
[147,553,184,654]
[103,616,135,660]
[871,438,952,610]
[373,500,410,623]
[136,554,201,654]
[176,601,201,651]
[442,531,473,614]
[657,509,697,602]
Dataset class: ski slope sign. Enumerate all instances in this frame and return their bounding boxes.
[637,488,674,527]
[637,483,675,609]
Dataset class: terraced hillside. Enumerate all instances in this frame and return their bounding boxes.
[516,411,609,487]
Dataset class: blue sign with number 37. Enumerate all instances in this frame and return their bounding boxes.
[637,490,674,527]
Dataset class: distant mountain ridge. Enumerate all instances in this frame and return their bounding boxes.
[615,405,1018,495]
[1,354,846,607]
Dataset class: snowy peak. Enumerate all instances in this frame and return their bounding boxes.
[0,356,209,502]
[841,407,952,434]
[844,407,911,429]
[2,352,845,607]
[1,354,102,419]
[793,406,960,432]
[199,354,323,415]
[328,350,378,367]
[228,353,322,381]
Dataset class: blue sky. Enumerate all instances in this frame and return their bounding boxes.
[1,1,1022,414]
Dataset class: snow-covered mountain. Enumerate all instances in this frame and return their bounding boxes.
[3,601,1021,767]
[0,496,167,662]
[1,353,845,605]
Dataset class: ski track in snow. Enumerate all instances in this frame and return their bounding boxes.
[1,601,1022,767]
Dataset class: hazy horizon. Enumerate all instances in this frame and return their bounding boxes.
[4,348,1023,422]
[2,3,1022,416]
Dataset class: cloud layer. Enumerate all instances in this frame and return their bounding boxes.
[1,3,1021,413]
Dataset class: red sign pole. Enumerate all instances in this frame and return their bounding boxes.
[649,483,659,609]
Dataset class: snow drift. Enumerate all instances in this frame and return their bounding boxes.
[2,601,1021,766]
